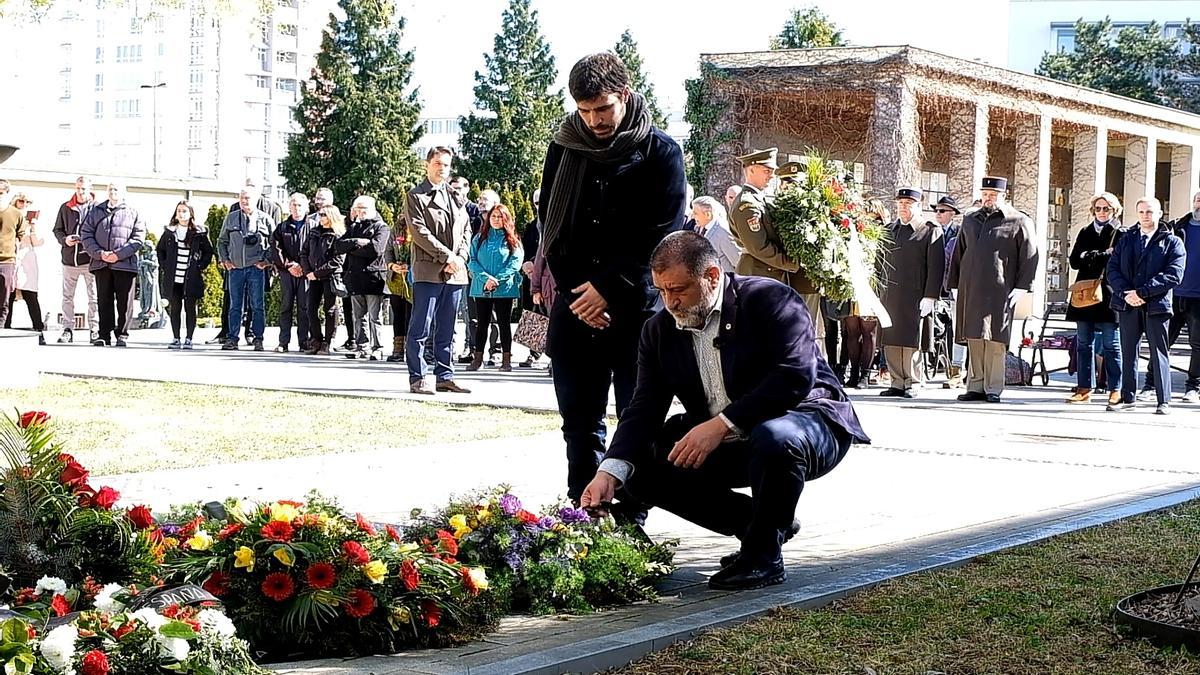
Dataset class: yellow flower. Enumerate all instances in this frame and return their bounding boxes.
[185,530,213,551]
[476,508,492,524]
[388,606,411,630]
[269,502,300,523]
[397,542,419,555]
[362,560,388,584]
[273,547,295,567]
[234,546,256,573]
[449,514,472,540]
[575,545,588,561]
[467,567,489,591]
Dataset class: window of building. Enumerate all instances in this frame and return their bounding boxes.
[94,73,103,91]
[920,171,949,208]
[1050,23,1076,53]
[189,96,203,121]
[188,124,202,149]
[96,18,104,35]
[130,17,142,34]
[253,75,270,89]
[278,23,297,37]
[275,78,296,93]
[114,99,141,119]
[257,47,270,71]
[190,14,205,38]
[264,104,272,127]
[61,80,71,100]
[277,159,286,174]
[95,46,103,64]
[263,131,271,153]
[276,50,296,64]
[158,43,165,58]
[115,45,143,64]
[189,69,203,93]
[94,101,103,119]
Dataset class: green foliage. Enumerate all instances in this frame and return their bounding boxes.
[770,6,847,49]
[457,0,563,191]
[198,205,229,323]
[614,29,668,129]
[1175,21,1200,113]
[281,0,425,209]
[683,64,736,189]
[1036,17,1183,107]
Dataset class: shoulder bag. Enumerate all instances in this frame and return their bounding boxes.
[1068,228,1118,309]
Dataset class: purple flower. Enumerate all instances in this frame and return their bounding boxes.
[536,516,556,531]
[557,507,590,524]
[499,493,522,517]
[503,551,525,572]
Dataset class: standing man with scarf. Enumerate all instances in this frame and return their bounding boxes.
[538,52,687,512]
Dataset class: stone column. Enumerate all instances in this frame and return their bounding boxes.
[1011,114,1052,324]
[947,101,988,203]
[866,78,921,200]
[1123,137,1157,211]
[1169,144,1200,219]
[1071,126,1108,230]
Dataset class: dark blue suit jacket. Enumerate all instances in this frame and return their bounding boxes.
[605,274,870,466]
[1107,223,1185,316]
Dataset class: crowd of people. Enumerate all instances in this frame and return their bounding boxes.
[1,50,1195,591]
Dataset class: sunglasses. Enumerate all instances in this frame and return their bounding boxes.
[934,208,955,214]
[1093,206,1113,212]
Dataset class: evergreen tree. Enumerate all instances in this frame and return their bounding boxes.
[1174,21,1200,113]
[281,0,424,210]
[614,29,668,129]
[770,6,847,49]
[456,0,563,193]
[198,204,228,323]
[1036,18,1182,107]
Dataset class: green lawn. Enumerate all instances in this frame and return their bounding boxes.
[617,502,1200,675]
[0,376,562,475]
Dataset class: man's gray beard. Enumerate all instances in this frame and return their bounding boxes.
[1192,208,1200,221]
[672,282,719,329]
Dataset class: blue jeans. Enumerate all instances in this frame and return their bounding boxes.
[227,266,265,343]
[408,282,465,382]
[1076,320,1120,391]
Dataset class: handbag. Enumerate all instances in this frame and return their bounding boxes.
[1068,228,1118,309]
[514,309,549,354]
[330,273,349,299]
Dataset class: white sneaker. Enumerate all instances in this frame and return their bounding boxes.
[1183,390,1200,404]
[1136,387,1157,402]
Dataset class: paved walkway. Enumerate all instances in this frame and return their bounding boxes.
[8,326,1200,672]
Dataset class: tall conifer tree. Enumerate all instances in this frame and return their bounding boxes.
[614,29,668,129]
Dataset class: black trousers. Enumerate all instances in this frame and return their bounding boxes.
[166,283,198,340]
[94,268,135,343]
[1121,308,1172,405]
[5,289,43,331]
[547,296,647,501]
[307,279,339,345]
[0,263,13,329]
[390,294,412,339]
[624,411,849,564]
[342,292,354,344]
[1145,297,1200,391]
[474,296,513,354]
[278,273,310,347]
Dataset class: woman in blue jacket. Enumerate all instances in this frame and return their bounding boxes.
[466,204,523,371]
[1107,196,1186,414]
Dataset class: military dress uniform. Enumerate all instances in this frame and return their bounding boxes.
[877,187,945,397]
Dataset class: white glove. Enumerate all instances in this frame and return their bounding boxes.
[919,298,935,317]
[1007,288,1027,309]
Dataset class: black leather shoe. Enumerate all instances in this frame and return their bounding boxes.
[878,388,904,397]
[985,394,1002,403]
[721,519,801,568]
[708,556,786,591]
[957,391,987,402]
[901,390,916,399]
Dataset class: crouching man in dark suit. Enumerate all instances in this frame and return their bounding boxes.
[581,232,871,590]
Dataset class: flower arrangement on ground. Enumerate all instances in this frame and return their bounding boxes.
[407,488,676,614]
[159,494,499,660]
[768,153,889,301]
[0,412,159,588]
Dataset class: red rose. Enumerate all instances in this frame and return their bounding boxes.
[178,516,205,539]
[202,571,230,597]
[856,221,866,233]
[355,513,377,536]
[305,562,337,590]
[421,598,441,627]
[400,560,420,591]
[89,486,120,510]
[261,521,294,543]
[60,460,89,488]
[18,411,50,428]
[50,594,70,617]
[127,505,154,530]
[344,589,375,618]
[385,524,402,542]
[111,623,135,640]
[218,523,244,540]
[516,510,539,525]
[261,573,295,602]
[80,649,110,675]
[840,216,852,230]
[341,540,370,565]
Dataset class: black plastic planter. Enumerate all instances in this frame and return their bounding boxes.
[1115,583,1200,652]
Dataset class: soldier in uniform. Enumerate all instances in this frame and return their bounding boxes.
[948,176,1039,403]
[877,187,944,398]
[728,149,824,350]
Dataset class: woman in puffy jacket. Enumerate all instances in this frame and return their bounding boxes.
[466,204,523,371]
[300,205,346,355]
[155,200,214,349]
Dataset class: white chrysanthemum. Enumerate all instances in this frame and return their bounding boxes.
[197,609,236,638]
[93,583,126,613]
[35,576,67,597]
[39,624,78,674]
[132,607,167,629]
